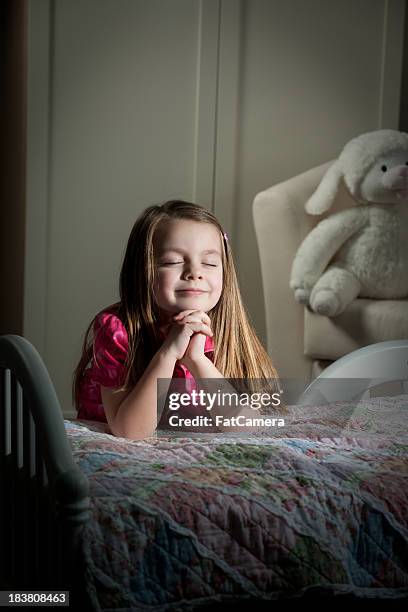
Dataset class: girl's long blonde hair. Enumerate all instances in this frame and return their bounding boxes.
[72,200,281,412]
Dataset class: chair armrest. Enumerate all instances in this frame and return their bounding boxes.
[253,161,332,381]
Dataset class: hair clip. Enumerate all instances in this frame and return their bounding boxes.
[223,232,228,242]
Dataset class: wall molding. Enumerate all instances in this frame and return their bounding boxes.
[192,0,242,243]
[378,0,405,127]
[214,0,242,243]
[192,0,220,211]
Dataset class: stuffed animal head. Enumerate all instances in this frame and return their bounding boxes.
[305,129,408,214]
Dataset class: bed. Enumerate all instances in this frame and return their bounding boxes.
[1,334,408,610]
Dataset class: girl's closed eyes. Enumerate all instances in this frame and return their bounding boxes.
[160,261,219,267]
[158,249,222,269]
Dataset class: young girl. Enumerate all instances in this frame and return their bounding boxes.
[72,200,281,439]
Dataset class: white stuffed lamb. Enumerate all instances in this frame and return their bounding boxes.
[290,129,408,317]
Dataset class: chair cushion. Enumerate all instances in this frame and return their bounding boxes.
[304,298,408,361]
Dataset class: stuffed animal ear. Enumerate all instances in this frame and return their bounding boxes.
[305,161,343,215]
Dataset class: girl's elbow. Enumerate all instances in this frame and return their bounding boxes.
[109,419,157,440]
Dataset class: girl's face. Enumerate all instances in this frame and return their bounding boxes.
[153,219,223,319]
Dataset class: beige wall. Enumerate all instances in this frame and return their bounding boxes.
[24,0,405,417]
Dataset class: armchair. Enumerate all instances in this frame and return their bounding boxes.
[253,162,408,383]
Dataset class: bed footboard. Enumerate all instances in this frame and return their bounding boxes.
[0,335,90,603]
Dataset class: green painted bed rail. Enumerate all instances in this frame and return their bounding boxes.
[0,334,90,601]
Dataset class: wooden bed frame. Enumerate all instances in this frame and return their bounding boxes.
[0,334,92,608]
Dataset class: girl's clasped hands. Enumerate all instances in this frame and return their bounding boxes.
[161,309,213,367]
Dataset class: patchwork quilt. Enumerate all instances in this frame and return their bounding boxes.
[65,394,408,610]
